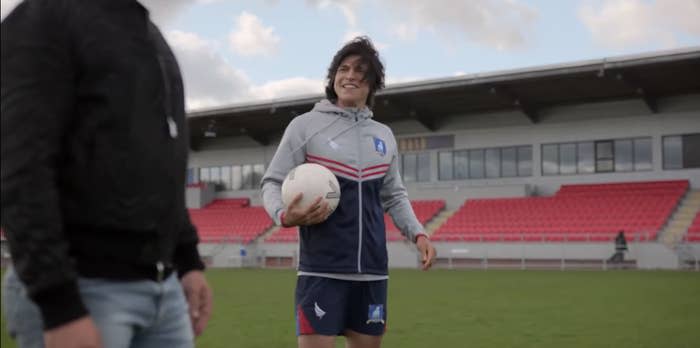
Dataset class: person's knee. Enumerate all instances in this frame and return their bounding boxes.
[344,329,382,348]
[298,334,336,348]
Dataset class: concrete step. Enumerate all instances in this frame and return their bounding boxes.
[425,209,457,234]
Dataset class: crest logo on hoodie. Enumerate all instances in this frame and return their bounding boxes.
[373,137,386,156]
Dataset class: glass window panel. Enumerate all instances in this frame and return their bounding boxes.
[417,153,431,182]
[402,154,417,182]
[485,148,500,178]
[682,134,700,168]
[438,151,453,181]
[199,167,210,183]
[663,136,682,169]
[542,144,558,175]
[253,164,265,188]
[210,167,221,191]
[614,140,633,172]
[469,149,484,179]
[517,146,532,177]
[560,143,577,174]
[231,166,242,190]
[210,167,220,181]
[577,142,595,174]
[454,151,469,180]
[596,141,614,172]
[633,138,652,171]
[501,147,517,177]
[220,166,231,190]
[596,141,613,159]
[242,164,253,189]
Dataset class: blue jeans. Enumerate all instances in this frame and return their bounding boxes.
[2,266,194,348]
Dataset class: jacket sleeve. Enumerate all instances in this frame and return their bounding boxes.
[173,210,206,276]
[0,0,88,329]
[379,135,426,243]
[261,116,308,225]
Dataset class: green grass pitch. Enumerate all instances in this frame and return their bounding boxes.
[2,269,699,348]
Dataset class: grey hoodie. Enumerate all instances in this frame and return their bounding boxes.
[261,100,425,275]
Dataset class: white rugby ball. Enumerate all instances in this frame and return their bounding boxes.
[281,163,340,212]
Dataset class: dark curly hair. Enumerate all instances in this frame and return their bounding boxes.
[325,36,385,108]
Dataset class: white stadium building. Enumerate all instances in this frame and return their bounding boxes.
[178,47,700,270]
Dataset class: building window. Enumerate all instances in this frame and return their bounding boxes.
[577,142,595,174]
[485,148,500,178]
[501,147,517,177]
[542,144,558,175]
[614,139,633,172]
[438,151,453,181]
[595,140,614,172]
[517,146,532,177]
[634,138,652,171]
[664,133,700,169]
[468,149,484,179]
[232,166,242,190]
[196,163,265,191]
[253,164,266,188]
[543,137,652,176]
[438,145,532,180]
[199,168,210,182]
[221,166,231,190]
[401,152,431,182]
[241,164,253,189]
[454,150,469,180]
[559,143,577,175]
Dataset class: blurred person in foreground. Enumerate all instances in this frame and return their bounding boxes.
[1,0,212,347]
[261,36,437,348]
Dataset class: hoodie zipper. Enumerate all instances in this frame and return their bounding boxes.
[355,113,363,273]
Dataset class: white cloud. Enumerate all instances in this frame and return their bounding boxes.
[229,11,280,57]
[383,0,538,51]
[579,0,700,48]
[304,0,538,50]
[250,77,324,100]
[166,30,253,109]
[167,30,322,110]
[1,0,21,21]
[392,23,418,42]
[306,0,361,27]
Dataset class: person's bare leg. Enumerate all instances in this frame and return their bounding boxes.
[299,334,336,348]
[345,329,382,348]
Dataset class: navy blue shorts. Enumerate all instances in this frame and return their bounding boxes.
[295,276,387,336]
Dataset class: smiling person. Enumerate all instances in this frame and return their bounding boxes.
[261,36,436,348]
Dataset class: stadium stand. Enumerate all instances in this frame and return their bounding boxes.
[385,200,445,241]
[264,226,299,243]
[687,211,700,242]
[432,180,688,242]
[264,199,445,242]
[189,199,272,243]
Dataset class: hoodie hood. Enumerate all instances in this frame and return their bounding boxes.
[311,99,374,121]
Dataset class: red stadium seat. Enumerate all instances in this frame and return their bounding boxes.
[431,180,688,243]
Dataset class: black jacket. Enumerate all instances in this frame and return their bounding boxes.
[1,0,204,329]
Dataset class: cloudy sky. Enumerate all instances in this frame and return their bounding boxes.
[2,0,699,111]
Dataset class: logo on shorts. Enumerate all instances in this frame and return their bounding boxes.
[366,304,385,324]
[314,302,326,319]
[373,137,386,156]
